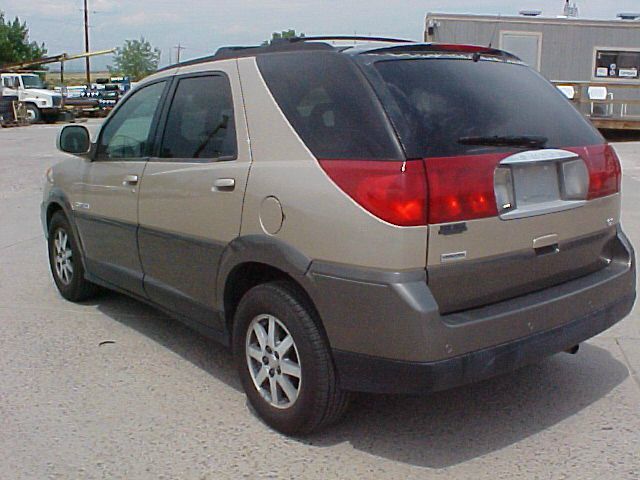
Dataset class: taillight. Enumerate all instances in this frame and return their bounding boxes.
[566,144,621,199]
[424,153,503,224]
[318,159,428,226]
[588,145,621,199]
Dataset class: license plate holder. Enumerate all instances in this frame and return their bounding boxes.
[512,162,561,207]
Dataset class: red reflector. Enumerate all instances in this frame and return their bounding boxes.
[423,153,504,224]
[567,144,622,199]
[318,159,428,226]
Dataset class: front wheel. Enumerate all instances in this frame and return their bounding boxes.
[47,211,98,302]
[25,104,41,123]
[233,281,350,435]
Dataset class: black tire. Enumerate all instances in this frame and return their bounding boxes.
[43,111,59,124]
[26,104,41,123]
[233,281,350,435]
[47,211,98,302]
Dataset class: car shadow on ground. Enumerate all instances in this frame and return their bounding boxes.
[92,290,629,469]
[90,290,242,392]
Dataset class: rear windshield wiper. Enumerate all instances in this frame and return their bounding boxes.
[458,135,548,149]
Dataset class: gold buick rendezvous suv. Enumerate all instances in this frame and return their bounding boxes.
[43,37,636,435]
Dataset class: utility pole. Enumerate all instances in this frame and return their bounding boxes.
[83,0,91,84]
[174,43,186,63]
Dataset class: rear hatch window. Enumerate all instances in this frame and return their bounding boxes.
[365,57,603,158]
[360,54,619,313]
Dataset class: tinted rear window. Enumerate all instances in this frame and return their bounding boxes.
[160,75,236,160]
[257,52,402,160]
[366,58,603,158]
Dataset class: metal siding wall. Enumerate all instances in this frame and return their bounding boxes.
[430,18,640,82]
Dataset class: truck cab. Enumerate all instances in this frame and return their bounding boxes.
[1,73,63,123]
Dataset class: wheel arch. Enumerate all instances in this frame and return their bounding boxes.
[43,190,89,272]
[45,201,65,230]
[44,189,74,233]
[217,235,325,338]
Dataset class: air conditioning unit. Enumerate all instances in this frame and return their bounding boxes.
[519,10,543,17]
[617,13,640,21]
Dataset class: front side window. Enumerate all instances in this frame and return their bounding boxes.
[98,81,166,160]
[159,75,237,160]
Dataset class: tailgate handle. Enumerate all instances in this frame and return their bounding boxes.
[533,234,559,255]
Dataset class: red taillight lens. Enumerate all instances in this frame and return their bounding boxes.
[590,145,621,199]
[318,159,428,226]
[424,153,502,224]
[567,144,621,199]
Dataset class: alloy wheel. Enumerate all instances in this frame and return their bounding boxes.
[53,228,73,285]
[245,314,302,409]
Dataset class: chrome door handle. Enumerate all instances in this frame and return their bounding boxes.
[122,174,139,186]
[212,178,235,191]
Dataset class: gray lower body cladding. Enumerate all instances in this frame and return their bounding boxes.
[306,228,635,394]
[333,291,635,394]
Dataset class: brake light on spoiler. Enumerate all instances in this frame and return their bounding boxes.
[318,145,620,227]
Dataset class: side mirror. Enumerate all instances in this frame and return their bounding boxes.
[57,125,91,155]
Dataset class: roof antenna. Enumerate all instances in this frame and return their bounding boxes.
[564,0,579,18]
[488,14,501,48]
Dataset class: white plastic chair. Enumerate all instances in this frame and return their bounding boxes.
[588,86,613,117]
[557,85,575,100]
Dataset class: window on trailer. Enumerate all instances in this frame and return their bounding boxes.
[595,50,640,80]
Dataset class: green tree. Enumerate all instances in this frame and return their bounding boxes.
[108,37,160,81]
[0,11,47,66]
[262,29,304,46]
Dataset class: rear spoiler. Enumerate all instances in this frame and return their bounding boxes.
[359,43,521,62]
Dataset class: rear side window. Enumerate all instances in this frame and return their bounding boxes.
[257,52,402,160]
[160,75,236,160]
[366,58,603,158]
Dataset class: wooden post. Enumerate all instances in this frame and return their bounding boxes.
[84,0,91,84]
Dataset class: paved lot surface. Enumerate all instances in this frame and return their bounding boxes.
[1,121,638,479]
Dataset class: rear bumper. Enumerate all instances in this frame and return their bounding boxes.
[333,291,634,394]
[306,227,635,394]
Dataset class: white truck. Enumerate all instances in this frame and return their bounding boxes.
[1,73,63,123]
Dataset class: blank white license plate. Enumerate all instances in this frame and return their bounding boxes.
[512,163,561,207]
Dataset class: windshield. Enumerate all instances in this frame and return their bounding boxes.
[21,75,45,89]
[365,57,603,158]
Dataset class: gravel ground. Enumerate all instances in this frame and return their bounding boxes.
[0,121,638,479]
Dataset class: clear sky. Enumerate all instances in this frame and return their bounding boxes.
[3,0,640,71]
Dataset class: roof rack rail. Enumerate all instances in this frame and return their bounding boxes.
[290,35,414,44]
[157,40,337,73]
[155,36,415,73]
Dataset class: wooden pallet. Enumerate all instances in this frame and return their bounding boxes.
[0,101,30,127]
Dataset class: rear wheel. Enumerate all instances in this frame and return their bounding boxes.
[233,281,349,435]
[47,211,97,302]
